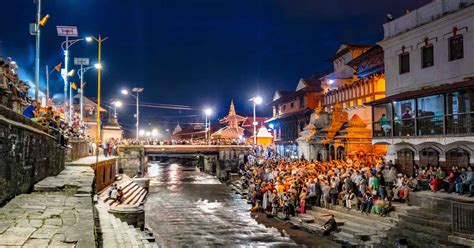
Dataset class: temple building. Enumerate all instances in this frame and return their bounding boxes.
[297,44,386,161]
[102,111,124,142]
[369,0,474,175]
[211,100,246,140]
[266,77,322,157]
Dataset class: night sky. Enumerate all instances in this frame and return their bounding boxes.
[0,0,429,134]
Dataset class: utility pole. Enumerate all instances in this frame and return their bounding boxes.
[35,0,41,100]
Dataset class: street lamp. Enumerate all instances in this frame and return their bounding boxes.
[203,108,213,141]
[56,26,90,121]
[112,100,122,118]
[122,87,144,140]
[249,96,263,145]
[86,35,108,167]
[75,57,96,122]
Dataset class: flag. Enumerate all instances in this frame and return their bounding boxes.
[54,63,62,72]
[71,82,77,90]
[39,14,49,26]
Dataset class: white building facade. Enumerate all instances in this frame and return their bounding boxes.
[371,0,474,175]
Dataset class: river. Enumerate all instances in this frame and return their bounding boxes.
[145,162,339,247]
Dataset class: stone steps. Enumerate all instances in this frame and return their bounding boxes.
[96,203,159,248]
[100,179,148,207]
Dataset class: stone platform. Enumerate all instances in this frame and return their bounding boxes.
[68,155,117,192]
[0,166,95,247]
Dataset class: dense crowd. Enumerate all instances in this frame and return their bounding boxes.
[121,138,249,146]
[0,57,31,106]
[241,150,474,234]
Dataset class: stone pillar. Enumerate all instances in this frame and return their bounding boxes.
[117,146,145,177]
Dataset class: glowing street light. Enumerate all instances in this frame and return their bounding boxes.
[151,129,159,137]
[112,100,122,117]
[57,25,91,121]
[203,108,213,141]
[94,63,102,70]
[122,87,144,140]
[249,96,263,145]
[139,129,146,137]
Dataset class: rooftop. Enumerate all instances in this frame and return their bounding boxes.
[383,0,474,39]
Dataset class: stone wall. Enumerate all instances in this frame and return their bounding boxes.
[117,146,146,177]
[66,137,90,162]
[0,105,65,206]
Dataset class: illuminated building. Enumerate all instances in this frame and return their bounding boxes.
[369,0,474,174]
[298,44,386,161]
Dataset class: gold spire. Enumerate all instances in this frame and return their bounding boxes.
[229,100,236,116]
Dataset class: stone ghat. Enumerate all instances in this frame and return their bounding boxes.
[0,166,95,247]
[0,104,65,206]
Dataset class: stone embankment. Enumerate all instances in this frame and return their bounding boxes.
[0,166,95,247]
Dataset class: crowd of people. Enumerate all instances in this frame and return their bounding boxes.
[241,150,474,234]
[0,57,31,107]
[1,57,88,147]
[121,138,249,146]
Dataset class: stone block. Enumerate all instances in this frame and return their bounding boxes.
[0,226,36,246]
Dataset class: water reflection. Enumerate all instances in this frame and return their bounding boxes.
[145,162,298,247]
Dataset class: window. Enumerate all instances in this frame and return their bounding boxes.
[282,104,286,111]
[399,52,410,74]
[421,45,434,68]
[373,103,393,137]
[290,102,294,108]
[393,99,415,136]
[299,96,304,109]
[449,35,463,61]
[417,95,443,135]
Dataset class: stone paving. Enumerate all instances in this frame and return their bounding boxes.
[0,166,95,248]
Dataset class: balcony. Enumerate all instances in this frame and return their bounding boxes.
[373,113,474,138]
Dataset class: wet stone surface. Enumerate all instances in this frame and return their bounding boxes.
[146,163,300,247]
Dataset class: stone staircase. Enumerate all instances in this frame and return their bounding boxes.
[283,204,409,247]
[382,191,468,248]
[96,202,159,248]
[99,179,148,207]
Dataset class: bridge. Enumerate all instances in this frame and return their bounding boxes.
[117,145,252,180]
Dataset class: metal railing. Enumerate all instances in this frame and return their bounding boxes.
[417,115,444,136]
[393,118,415,137]
[373,112,474,138]
[446,113,474,135]
[452,201,474,236]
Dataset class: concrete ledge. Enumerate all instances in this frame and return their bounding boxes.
[68,155,117,166]
[448,235,474,247]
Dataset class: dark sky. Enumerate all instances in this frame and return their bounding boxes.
[1,0,429,134]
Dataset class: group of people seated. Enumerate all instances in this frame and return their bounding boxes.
[242,151,474,235]
[22,100,87,147]
[107,184,123,204]
[0,57,31,107]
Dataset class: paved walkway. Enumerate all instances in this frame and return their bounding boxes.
[0,166,95,248]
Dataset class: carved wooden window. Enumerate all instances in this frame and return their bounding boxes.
[449,35,463,61]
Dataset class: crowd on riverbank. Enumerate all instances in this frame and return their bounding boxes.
[241,152,474,222]
[121,138,248,146]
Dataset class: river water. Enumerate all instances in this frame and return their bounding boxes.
[145,162,338,247]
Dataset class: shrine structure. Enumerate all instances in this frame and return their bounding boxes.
[211,100,246,140]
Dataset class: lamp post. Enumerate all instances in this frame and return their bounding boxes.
[75,57,92,122]
[34,0,41,100]
[203,108,213,141]
[85,35,107,168]
[122,87,144,140]
[249,96,263,145]
[56,26,89,121]
[112,100,122,118]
